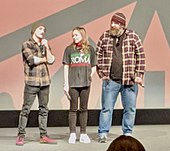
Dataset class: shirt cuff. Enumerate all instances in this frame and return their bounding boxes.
[33,56,41,64]
[47,54,55,64]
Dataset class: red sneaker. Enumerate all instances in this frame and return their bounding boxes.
[16,136,25,146]
[40,136,57,144]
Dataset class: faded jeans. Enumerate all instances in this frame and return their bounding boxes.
[18,84,49,138]
[98,80,138,136]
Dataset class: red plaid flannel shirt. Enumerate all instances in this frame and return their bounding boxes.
[96,29,146,85]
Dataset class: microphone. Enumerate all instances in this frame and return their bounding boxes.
[112,37,120,47]
[116,41,120,47]
[39,45,46,56]
[42,45,46,56]
[41,39,48,56]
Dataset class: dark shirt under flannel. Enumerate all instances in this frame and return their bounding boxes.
[96,29,146,85]
[22,38,50,86]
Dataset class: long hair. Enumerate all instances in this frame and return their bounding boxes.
[72,27,89,53]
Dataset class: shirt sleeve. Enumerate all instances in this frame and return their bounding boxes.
[90,45,97,67]
[62,47,70,65]
[134,32,146,77]
[96,34,105,78]
[46,49,55,64]
[22,42,35,66]
[33,56,41,64]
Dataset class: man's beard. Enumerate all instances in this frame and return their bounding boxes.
[110,28,124,37]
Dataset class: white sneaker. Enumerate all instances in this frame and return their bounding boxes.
[68,133,76,144]
[124,133,132,136]
[80,134,91,143]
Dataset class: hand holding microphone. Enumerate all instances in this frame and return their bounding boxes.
[41,39,55,64]
[41,39,49,49]
[40,39,48,56]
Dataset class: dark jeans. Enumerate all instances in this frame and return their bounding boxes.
[18,84,49,138]
[69,86,90,133]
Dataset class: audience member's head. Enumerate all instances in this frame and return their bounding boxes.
[107,135,146,151]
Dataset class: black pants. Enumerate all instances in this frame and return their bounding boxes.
[18,84,49,137]
[69,86,90,133]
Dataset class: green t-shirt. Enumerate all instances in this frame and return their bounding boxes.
[62,45,97,87]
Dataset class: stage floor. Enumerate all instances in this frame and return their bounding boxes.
[0,125,170,151]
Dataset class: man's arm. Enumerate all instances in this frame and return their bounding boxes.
[22,42,47,66]
[41,39,55,64]
[96,35,105,79]
[134,33,146,84]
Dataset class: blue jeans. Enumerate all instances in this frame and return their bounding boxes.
[98,80,138,136]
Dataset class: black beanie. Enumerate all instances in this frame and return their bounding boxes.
[31,22,46,35]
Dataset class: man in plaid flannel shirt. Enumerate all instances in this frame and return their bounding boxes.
[16,22,57,145]
[96,12,146,143]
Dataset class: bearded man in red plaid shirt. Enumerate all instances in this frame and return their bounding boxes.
[96,12,146,143]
